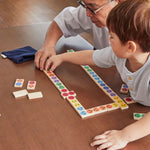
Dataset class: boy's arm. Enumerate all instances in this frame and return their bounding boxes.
[122,112,150,142]
[45,50,95,71]
[90,112,150,150]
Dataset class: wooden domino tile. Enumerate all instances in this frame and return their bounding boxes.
[66,96,87,118]
[13,89,28,98]
[133,113,145,120]
[27,81,36,90]
[106,103,120,111]
[67,49,75,52]
[124,97,136,104]
[120,84,129,94]
[14,79,24,88]
[81,65,127,102]
[1,53,7,58]
[43,50,130,119]
[28,91,43,100]
[84,105,107,118]
[43,70,68,92]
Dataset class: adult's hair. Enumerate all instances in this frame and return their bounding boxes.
[107,0,150,52]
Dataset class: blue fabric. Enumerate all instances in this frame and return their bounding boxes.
[1,46,37,64]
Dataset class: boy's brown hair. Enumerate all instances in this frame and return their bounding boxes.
[107,0,150,52]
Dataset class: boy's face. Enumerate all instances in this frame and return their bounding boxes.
[83,0,118,27]
[109,31,128,58]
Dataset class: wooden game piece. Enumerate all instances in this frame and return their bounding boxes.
[106,103,120,111]
[28,91,43,100]
[27,81,36,90]
[1,54,7,58]
[67,49,75,52]
[43,70,68,92]
[120,84,129,94]
[81,64,127,108]
[13,89,28,98]
[124,97,136,104]
[66,97,87,118]
[61,92,69,99]
[133,113,145,120]
[14,79,24,88]
[119,102,129,110]
[68,91,76,97]
[43,50,130,119]
[60,88,68,93]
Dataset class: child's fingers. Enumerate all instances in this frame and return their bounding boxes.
[93,134,107,140]
[45,59,52,71]
[90,138,107,147]
[93,130,112,141]
[99,142,112,150]
[50,63,56,72]
[103,130,112,135]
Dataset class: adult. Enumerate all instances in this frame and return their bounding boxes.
[34,0,121,70]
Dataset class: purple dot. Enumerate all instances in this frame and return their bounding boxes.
[51,76,57,80]
[54,80,59,83]
[107,90,112,93]
[110,93,116,97]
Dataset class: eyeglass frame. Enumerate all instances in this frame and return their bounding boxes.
[77,0,114,15]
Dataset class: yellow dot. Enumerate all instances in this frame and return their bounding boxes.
[74,103,81,107]
[71,99,77,103]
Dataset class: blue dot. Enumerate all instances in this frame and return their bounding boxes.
[103,86,109,90]
[80,111,87,115]
[97,80,103,84]
[95,77,100,81]
[16,83,21,86]
[89,72,95,75]
[123,84,128,88]
[92,74,97,77]
[77,107,84,111]
[100,83,105,86]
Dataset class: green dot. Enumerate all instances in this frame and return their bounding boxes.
[56,83,62,86]
[141,114,145,117]
[84,66,90,69]
[87,69,92,72]
[135,113,141,118]
[68,49,74,52]
[59,86,65,89]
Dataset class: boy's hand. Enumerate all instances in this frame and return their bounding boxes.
[90,130,128,150]
[45,55,63,72]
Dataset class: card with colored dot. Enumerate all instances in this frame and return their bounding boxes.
[14,79,24,88]
[119,102,129,110]
[106,103,120,111]
[124,97,136,104]
[61,92,69,99]
[27,81,36,90]
[67,49,75,52]
[120,84,129,94]
[133,113,145,120]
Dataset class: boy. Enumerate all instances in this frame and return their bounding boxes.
[45,0,150,149]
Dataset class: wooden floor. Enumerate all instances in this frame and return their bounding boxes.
[0,0,93,44]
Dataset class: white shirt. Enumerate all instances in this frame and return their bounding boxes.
[54,6,109,49]
[93,47,150,106]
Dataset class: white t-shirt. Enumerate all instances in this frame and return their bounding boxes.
[54,6,109,49]
[93,47,150,106]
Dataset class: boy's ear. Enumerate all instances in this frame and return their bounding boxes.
[127,41,136,54]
